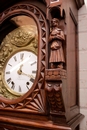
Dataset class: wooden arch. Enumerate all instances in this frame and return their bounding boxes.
[0,3,48,114]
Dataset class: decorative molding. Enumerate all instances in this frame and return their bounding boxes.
[69,8,78,26]
[45,69,67,81]
[44,0,84,9]
[75,0,84,9]
[0,3,47,114]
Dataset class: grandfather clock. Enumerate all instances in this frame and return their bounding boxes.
[0,0,84,130]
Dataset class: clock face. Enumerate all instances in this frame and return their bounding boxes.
[4,50,37,96]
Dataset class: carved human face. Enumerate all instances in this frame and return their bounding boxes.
[51,18,59,27]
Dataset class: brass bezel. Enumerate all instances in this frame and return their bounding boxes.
[0,24,38,99]
[2,48,37,96]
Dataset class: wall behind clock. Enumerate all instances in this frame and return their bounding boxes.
[78,0,87,129]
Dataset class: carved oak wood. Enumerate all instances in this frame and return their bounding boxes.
[0,0,85,14]
[0,3,47,113]
[0,0,84,130]
[75,0,84,9]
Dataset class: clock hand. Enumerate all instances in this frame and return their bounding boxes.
[19,64,23,70]
[21,71,35,79]
[17,69,35,79]
[17,69,22,75]
[10,56,31,72]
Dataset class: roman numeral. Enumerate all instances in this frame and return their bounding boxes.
[32,70,36,74]
[11,81,15,89]
[14,56,17,61]
[6,71,10,74]
[19,86,22,92]
[8,64,12,67]
[7,78,11,84]
[31,61,37,66]
[26,82,30,89]
[30,78,34,83]
[20,53,24,60]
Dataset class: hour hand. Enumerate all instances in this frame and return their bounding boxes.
[17,65,23,75]
[17,69,22,75]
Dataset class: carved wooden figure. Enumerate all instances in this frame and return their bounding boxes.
[0,0,84,130]
[49,18,65,69]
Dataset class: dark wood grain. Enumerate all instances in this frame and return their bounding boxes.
[0,0,84,130]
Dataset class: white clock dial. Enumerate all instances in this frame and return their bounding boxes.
[4,50,37,95]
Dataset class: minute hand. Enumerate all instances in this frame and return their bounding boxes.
[10,56,30,72]
[21,71,35,79]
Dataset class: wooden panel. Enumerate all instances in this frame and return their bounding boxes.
[0,0,84,129]
[69,15,77,107]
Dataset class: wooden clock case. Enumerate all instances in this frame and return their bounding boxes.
[0,0,84,130]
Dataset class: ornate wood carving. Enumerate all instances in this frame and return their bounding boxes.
[45,17,66,114]
[45,69,66,80]
[45,64,66,114]
[0,0,85,14]
[0,25,38,99]
[48,18,65,69]
[0,1,84,130]
[45,0,62,7]
[45,0,64,19]
[0,3,47,114]
[45,0,84,10]
[45,81,65,115]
